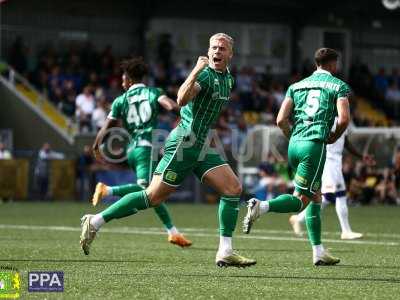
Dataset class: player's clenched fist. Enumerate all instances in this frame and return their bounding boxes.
[194,56,209,72]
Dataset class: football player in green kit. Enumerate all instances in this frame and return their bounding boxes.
[80,33,256,268]
[243,48,351,266]
[86,57,192,251]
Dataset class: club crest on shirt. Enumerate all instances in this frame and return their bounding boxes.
[165,170,177,182]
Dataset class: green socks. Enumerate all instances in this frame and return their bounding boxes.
[218,196,240,237]
[305,202,321,245]
[110,184,143,197]
[154,203,173,229]
[101,191,150,222]
[268,194,303,213]
[107,184,175,230]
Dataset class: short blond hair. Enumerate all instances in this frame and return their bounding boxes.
[209,33,234,50]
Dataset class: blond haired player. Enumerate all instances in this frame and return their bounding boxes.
[80,33,256,267]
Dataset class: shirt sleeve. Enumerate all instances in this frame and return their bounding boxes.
[285,85,294,99]
[156,87,166,97]
[108,96,122,119]
[337,82,351,99]
[196,69,210,90]
[155,88,166,104]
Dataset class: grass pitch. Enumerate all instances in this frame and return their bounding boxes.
[0,202,399,299]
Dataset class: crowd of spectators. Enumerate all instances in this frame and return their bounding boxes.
[7,37,303,134]
[6,37,400,205]
[8,37,400,133]
[349,62,400,125]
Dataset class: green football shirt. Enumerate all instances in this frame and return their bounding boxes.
[286,69,350,142]
[108,83,163,145]
[179,66,234,145]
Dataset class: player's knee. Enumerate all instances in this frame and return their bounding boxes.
[299,194,311,209]
[137,179,149,189]
[145,188,164,207]
[223,181,242,196]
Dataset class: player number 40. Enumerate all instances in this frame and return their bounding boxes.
[127,101,152,125]
[305,89,320,117]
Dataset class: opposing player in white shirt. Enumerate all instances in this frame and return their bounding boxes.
[289,119,375,240]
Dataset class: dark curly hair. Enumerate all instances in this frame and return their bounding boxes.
[120,57,148,81]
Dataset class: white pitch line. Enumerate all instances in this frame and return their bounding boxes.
[0,224,398,246]
[167,227,400,239]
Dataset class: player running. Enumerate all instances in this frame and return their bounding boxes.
[289,120,375,239]
[87,57,192,249]
[243,48,350,266]
[80,33,256,268]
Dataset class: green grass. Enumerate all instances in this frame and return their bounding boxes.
[0,202,399,299]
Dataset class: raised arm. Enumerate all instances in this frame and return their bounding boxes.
[327,97,350,144]
[177,56,208,107]
[276,97,294,139]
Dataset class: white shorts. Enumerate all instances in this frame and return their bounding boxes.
[321,158,346,194]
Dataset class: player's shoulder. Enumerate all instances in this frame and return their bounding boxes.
[112,93,126,104]
[146,86,165,97]
[329,74,348,86]
[199,66,212,77]
[289,76,309,90]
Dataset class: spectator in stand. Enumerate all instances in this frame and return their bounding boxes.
[375,167,398,205]
[8,36,27,75]
[107,78,123,102]
[236,66,254,110]
[76,145,95,201]
[92,97,109,132]
[51,87,65,106]
[34,143,65,200]
[76,85,95,132]
[48,65,64,102]
[271,82,285,107]
[231,116,247,150]
[87,71,101,91]
[0,143,12,159]
[107,62,122,87]
[386,79,400,103]
[259,65,273,91]
[385,79,400,117]
[390,68,400,87]
[374,67,389,98]
[60,92,76,117]
[178,59,192,82]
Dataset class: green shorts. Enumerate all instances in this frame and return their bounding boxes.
[126,145,157,187]
[154,129,227,186]
[288,139,326,197]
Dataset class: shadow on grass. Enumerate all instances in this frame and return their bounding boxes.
[107,272,400,284]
